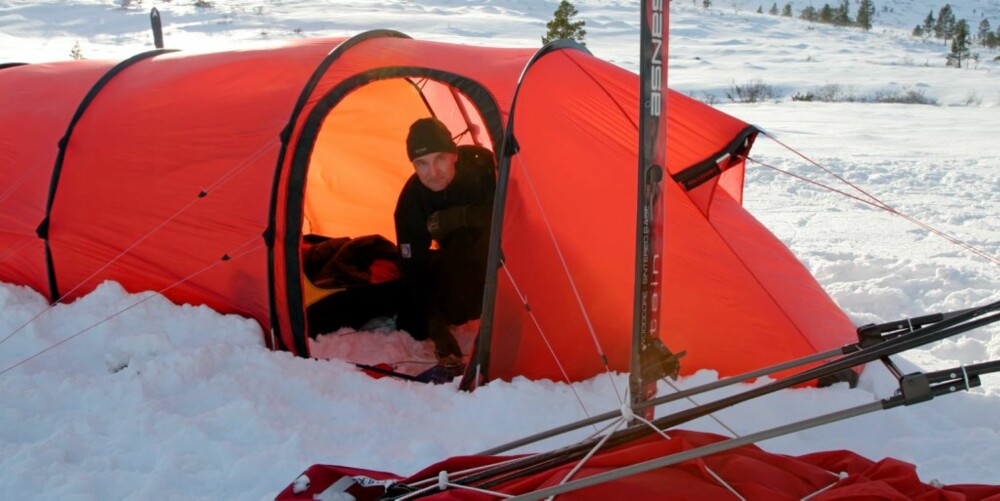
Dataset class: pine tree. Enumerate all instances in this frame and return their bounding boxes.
[833,0,852,27]
[856,0,875,31]
[69,41,84,60]
[703,0,712,8]
[769,2,779,15]
[934,4,956,40]
[819,4,834,24]
[757,5,763,14]
[977,19,991,46]
[800,5,817,21]
[542,1,587,45]
[782,3,793,17]
[922,10,935,36]
[912,25,924,37]
[947,19,970,67]
[986,32,999,50]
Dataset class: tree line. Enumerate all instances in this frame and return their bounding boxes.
[547,1,997,69]
[912,4,999,67]
[722,1,997,68]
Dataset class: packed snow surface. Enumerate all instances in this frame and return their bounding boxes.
[1,0,998,499]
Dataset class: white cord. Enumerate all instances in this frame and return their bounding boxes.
[512,153,624,404]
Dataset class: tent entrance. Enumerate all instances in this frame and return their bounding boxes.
[299,74,496,344]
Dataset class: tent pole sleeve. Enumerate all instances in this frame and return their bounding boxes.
[460,40,592,391]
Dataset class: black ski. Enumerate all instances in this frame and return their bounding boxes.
[630,0,676,421]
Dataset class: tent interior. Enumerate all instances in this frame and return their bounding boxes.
[299,75,495,356]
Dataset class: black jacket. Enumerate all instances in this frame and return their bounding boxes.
[393,145,496,339]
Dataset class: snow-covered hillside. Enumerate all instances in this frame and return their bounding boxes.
[1,1,998,499]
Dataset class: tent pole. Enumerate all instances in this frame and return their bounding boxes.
[478,346,843,455]
[503,358,1000,501]
[448,302,1000,489]
[506,403,883,501]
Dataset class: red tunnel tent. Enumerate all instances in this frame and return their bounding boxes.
[0,31,857,385]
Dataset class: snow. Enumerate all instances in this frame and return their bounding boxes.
[1,0,998,499]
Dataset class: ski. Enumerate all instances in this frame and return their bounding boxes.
[630,0,674,421]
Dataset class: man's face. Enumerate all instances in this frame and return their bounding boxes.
[412,151,457,192]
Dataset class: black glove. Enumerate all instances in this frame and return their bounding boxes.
[427,205,491,241]
[427,206,469,241]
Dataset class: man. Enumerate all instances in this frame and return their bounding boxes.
[394,117,495,368]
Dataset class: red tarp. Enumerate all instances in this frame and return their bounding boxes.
[276,430,1000,500]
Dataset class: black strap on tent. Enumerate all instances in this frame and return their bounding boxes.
[39,48,177,302]
[671,125,758,191]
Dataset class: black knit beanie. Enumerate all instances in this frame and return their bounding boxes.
[406,117,457,161]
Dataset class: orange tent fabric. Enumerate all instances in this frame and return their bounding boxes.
[0,32,856,384]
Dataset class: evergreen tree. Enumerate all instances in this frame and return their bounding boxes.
[542,1,587,45]
[800,5,817,21]
[70,41,84,60]
[934,4,956,39]
[769,2,779,15]
[782,3,793,17]
[922,10,935,35]
[819,4,834,24]
[856,0,875,31]
[947,19,970,67]
[977,19,991,46]
[833,0,852,27]
[986,31,999,50]
[757,5,763,14]
[912,25,924,37]
[703,0,712,8]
